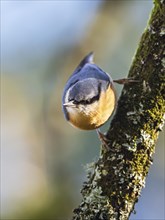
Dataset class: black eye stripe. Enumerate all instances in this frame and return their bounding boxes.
[73,95,99,105]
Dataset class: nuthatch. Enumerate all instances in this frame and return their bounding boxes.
[62,52,136,146]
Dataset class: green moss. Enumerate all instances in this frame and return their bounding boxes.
[154,0,165,11]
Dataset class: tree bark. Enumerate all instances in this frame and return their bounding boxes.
[72,1,165,220]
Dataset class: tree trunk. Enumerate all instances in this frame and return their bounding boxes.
[72,1,165,219]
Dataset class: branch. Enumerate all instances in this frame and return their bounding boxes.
[72,1,165,220]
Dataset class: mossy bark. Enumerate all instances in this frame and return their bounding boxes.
[72,1,165,220]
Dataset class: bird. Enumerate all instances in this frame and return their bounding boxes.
[62,52,136,148]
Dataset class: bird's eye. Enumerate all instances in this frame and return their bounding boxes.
[68,98,76,103]
[73,100,78,105]
[84,100,90,104]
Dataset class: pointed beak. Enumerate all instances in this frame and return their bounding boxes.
[63,101,75,107]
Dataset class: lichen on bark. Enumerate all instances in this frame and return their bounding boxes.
[72,1,165,220]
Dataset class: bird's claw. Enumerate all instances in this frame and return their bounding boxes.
[96,129,110,151]
[113,78,139,85]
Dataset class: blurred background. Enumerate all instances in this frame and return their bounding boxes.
[1,1,164,219]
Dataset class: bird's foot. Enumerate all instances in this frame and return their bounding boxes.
[113,77,139,85]
[96,129,111,151]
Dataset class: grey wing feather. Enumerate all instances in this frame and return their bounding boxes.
[72,52,94,75]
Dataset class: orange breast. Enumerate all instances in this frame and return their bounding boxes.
[68,84,116,130]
